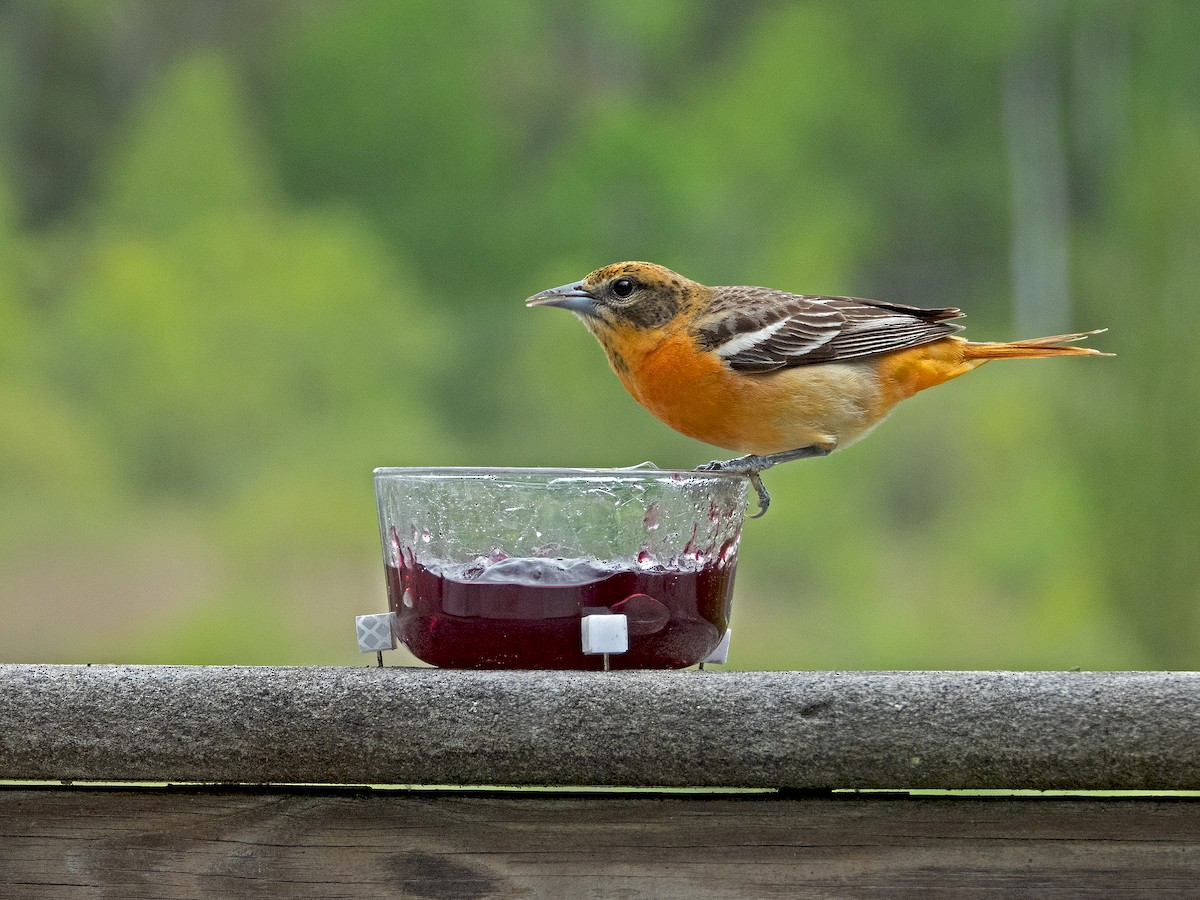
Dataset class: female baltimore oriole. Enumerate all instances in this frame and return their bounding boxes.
[528,261,1108,516]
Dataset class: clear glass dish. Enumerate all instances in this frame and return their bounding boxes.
[374,467,747,669]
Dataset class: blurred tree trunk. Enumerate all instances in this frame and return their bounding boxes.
[1003,0,1071,338]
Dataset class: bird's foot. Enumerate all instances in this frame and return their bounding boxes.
[697,443,835,518]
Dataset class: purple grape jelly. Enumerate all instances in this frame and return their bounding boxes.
[384,544,736,670]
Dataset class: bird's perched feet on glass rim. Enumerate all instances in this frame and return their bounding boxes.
[698,443,836,518]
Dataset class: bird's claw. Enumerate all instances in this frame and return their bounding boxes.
[696,457,771,517]
[697,453,762,474]
[697,444,833,518]
[746,472,770,518]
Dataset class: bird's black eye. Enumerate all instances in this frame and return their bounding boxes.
[612,277,636,299]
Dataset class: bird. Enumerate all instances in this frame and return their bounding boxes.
[526,261,1109,517]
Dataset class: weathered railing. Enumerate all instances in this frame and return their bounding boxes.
[1,665,1198,897]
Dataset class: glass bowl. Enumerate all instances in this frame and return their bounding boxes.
[374,467,747,669]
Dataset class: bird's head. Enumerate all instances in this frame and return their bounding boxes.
[526,262,702,333]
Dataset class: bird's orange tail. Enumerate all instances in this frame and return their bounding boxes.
[876,329,1110,404]
[961,329,1112,361]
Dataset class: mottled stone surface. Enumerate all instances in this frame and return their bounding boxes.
[1,665,1197,788]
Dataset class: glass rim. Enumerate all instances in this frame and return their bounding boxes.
[372,465,748,484]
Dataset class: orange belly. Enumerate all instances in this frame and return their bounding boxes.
[614,334,974,455]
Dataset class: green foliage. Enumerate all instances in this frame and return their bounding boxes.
[53,53,448,504]
[0,2,1195,668]
[1068,10,1200,666]
[100,54,276,231]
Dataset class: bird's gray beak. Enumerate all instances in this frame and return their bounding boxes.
[525,281,597,317]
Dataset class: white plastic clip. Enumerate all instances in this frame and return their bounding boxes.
[357,612,397,654]
[581,613,629,655]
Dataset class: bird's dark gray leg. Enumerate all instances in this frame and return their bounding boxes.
[698,443,835,518]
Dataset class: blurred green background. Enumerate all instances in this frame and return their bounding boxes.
[1,1,1196,670]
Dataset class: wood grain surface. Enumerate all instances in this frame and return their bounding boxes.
[2,787,1198,899]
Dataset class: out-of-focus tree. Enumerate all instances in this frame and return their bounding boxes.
[54,55,447,504]
[1071,4,1200,666]
[0,1,1195,669]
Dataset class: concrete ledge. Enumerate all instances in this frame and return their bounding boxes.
[1,665,1197,788]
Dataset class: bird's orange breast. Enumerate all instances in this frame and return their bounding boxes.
[610,330,842,454]
[618,332,744,446]
[606,330,979,456]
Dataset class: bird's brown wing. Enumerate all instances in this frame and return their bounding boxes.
[693,286,965,374]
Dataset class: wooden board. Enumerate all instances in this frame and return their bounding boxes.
[2,788,1198,898]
